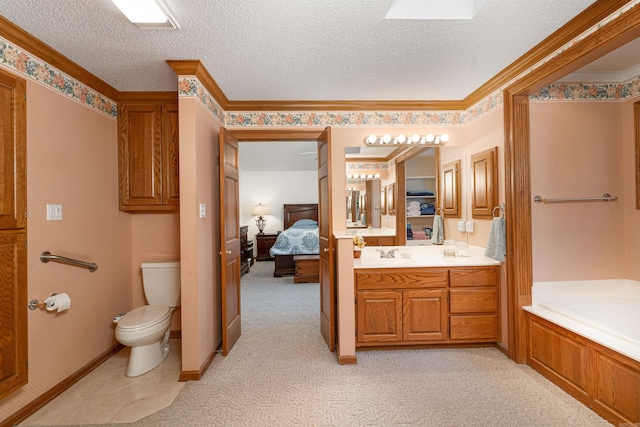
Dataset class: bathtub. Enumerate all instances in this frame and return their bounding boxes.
[524,279,640,362]
[524,280,640,424]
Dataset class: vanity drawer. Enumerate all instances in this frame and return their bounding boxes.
[450,315,499,340]
[449,288,498,314]
[355,269,448,290]
[449,267,498,288]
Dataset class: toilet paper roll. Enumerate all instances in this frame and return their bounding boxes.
[45,293,71,312]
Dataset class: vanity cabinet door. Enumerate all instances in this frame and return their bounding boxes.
[356,291,402,343]
[403,289,448,341]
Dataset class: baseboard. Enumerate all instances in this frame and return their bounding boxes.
[179,341,221,382]
[494,343,509,357]
[170,329,182,339]
[337,355,357,365]
[1,343,124,427]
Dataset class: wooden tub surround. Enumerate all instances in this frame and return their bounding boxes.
[526,313,640,425]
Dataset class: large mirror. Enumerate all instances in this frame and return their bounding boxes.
[346,145,467,245]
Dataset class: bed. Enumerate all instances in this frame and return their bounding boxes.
[269,204,319,277]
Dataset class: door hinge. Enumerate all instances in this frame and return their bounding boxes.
[24,211,27,219]
[355,329,358,336]
[25,241,28,249]
[354,297,357,305]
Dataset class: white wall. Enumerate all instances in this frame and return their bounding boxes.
[239,170,319,252]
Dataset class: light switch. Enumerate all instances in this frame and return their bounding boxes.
[465,221,475,233]
[199,203,207,218]
[47,204,62,221]
[457,220,466,232]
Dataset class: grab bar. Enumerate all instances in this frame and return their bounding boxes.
[533,193,617,204]
[40,251,98,272]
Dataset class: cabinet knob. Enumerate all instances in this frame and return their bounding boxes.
[323,248,329,253]
[226,250,232,255]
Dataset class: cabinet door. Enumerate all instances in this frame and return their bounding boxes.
[471,148,498,219]
[441,160,460,218]
[0,231,27,399]
[0,71,26,230]
[356,291,402,343]
[403,289,448,341]
[162,104,179,205]
[118,104,163,209]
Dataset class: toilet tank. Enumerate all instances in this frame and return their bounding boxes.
[141,261,181,307]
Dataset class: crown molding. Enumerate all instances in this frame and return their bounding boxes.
[0,16,120,102]
[225,99,465,112]
[462,0,632,109]
[166,60,229,108]
[118,91,178,104]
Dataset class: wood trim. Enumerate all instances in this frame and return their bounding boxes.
[224,129,323,141]
[1,344,124,427]
[118,92,178,104]
[337,354,358,365]
[504,1,640,365]
[635,101,640,209]
[169,330,182,339]
[166,60,230,108]
[463,0,632,108]
[179,342,220,382]
[0,16,120,102]
[226,99,465,112]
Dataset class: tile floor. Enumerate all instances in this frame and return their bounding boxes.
[20,339,184,426]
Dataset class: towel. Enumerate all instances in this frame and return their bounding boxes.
[431,214,444,244]
[485,217,506,262]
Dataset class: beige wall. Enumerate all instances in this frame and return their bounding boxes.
[131,213,181,330]
[530,101,625,281]
[622,97,640,280]
[178,96,222,372]
[0,81,132,419]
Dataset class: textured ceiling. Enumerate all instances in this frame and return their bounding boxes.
[0,0,600,101]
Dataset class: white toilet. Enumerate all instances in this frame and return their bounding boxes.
[115,261,180,377]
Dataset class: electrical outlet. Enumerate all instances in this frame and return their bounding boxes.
[465,221,475,233]
[199,204,207,218]
[457,220,465,232]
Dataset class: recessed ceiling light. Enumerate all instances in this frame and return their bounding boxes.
[113,0,179,29]
[385,0,487,20]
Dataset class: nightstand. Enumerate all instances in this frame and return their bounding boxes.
[255,233,279,261]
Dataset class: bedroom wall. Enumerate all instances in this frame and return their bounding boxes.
[238,170,318,251]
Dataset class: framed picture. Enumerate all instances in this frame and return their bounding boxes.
[380,185,387,215]
[387,183,396,215]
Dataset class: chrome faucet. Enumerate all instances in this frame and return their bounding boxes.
[376,248,398,258]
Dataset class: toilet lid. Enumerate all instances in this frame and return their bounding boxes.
[118,305,171,330]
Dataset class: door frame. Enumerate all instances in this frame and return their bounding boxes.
[504,5,640,362]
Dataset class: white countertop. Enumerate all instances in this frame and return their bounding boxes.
[336,228,397,238]
[353,244,502,268]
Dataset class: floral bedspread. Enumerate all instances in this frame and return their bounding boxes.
[268,227,319,256]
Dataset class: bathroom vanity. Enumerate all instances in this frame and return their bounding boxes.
[353,246,501,348]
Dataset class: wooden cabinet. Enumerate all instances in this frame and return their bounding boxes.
[363,236,396,246]
[355,266,499,347]
[441,160,461,218]
[118,97,179,212]
[255,233,279,261]
[0,69,27,400]
[240,226,253,275]
[470,147,498,219]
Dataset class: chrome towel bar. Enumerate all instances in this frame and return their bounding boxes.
[533,193,617,204]
[40,251,98,272]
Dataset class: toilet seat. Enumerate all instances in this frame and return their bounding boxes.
[117,305,171,330]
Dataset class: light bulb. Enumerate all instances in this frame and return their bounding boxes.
[397,134,406,143]
[440,134,450,143]
[426,134,435,143]
[382,134,391,143]
[411,134,420,143]
[366,134,377,144]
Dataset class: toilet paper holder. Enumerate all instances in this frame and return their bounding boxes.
[28,293,58,311]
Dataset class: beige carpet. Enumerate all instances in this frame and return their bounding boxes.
[80,261,610,427]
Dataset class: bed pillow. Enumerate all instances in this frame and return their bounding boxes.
[290,219,318,229]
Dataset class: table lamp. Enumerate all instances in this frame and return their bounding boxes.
[252,203,269,234]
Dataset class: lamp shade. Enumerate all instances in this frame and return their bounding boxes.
[252,203,269,216]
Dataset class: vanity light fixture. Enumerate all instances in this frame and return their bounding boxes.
[252,203,269,235]
[364,133,450,146]
[112,0,179,29]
